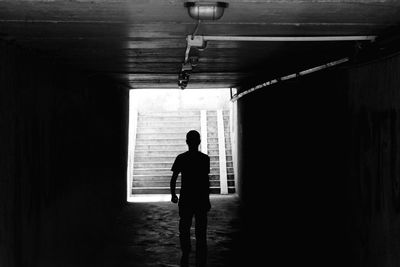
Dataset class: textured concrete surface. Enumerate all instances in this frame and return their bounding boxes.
[0,39,128,267]
[99,195,240,267]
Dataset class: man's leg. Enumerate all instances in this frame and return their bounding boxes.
[195,211,208,267]
[179,207,193,267]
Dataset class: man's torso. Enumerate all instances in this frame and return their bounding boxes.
[171,151,210,208]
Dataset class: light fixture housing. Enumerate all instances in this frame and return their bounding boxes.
[184,2,228,21]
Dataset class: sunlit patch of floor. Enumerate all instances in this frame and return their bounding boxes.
[128,194,175,203]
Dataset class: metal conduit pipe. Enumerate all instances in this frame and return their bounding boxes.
[180,33,375,89]
[230,57,350,102]
[194,35,377,42]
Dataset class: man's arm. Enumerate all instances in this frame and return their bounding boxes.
[207,156,211,211]
[170,171,179,203]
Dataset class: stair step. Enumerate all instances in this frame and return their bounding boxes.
[133,161,225,168]
[135,131,200,135]
[135,150,186,157]
[206,116,229,122]
[136,133,189,139]
[207,143,218,150]
[207,138,218,144]
[132,152,220,158]
[207,124,218,129]
[134,156,175,163]
[133,168,171,174]
[135,144,188,150]
[131,167,232,174]
[138,116,200,122]
[131,187,222,195]
[132,174,221,180]
[133,169,221,176]
[225,162,233,168]
[137,121,200,127]
[132,180,221,187]
[135,139,187,145]
[134,162,174,168]
[131,175,233,183]
[134,155,220,163]
[139,150,220,157]
[208,149,232,156]
[132,187,179,194]
[136,127,200,134]
[139,111,200,116]
[132,181,178,187]
[207,132,231,139]
[211,174,235,180]
[134,152,223,159]
[133,167,223,172]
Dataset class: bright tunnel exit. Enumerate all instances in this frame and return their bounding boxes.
[127,89,237,202]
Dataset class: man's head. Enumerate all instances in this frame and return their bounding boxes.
[186,130,201,149]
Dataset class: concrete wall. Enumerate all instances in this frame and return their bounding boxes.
[235,67,348,266]
[347,54,400,267]
[235,52,400,267]
[0,40,128,267]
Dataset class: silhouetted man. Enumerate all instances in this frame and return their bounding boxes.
[170,130,211,267]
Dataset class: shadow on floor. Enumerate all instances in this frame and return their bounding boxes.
[99,195,241,267]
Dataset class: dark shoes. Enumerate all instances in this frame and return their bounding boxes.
[180,253,206,267]
[180,254,189,267]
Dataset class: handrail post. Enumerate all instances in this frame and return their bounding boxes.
[217,110,228,194]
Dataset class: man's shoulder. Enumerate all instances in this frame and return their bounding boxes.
[175,152,187,159]
[181,151,192,156]
[199,151,210,159]
[179,151,209,159]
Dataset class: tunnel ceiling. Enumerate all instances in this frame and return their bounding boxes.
[0,0,400,89]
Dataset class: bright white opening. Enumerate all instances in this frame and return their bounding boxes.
[127,88,232,203]
[129,194,175,203]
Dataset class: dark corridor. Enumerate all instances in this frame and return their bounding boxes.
[2,1,400,267]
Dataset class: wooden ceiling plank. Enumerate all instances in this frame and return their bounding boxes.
[0,1,399,24]
[0,21,394,40]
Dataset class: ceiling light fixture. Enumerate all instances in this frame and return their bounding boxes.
[178,2,228,89]
[184,1,228,21]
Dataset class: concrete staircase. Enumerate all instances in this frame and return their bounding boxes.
[131,110,235,195]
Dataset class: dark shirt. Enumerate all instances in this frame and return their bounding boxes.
[171,150,210,209]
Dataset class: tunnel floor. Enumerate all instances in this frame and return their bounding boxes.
[98,195,241,267]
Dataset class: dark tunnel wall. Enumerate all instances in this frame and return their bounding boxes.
[235,52,400,267]
[347,53,400,267]
[235,67,349,267]
[0,40,128,267]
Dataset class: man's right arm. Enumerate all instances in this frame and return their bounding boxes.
[170,171,179,203]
